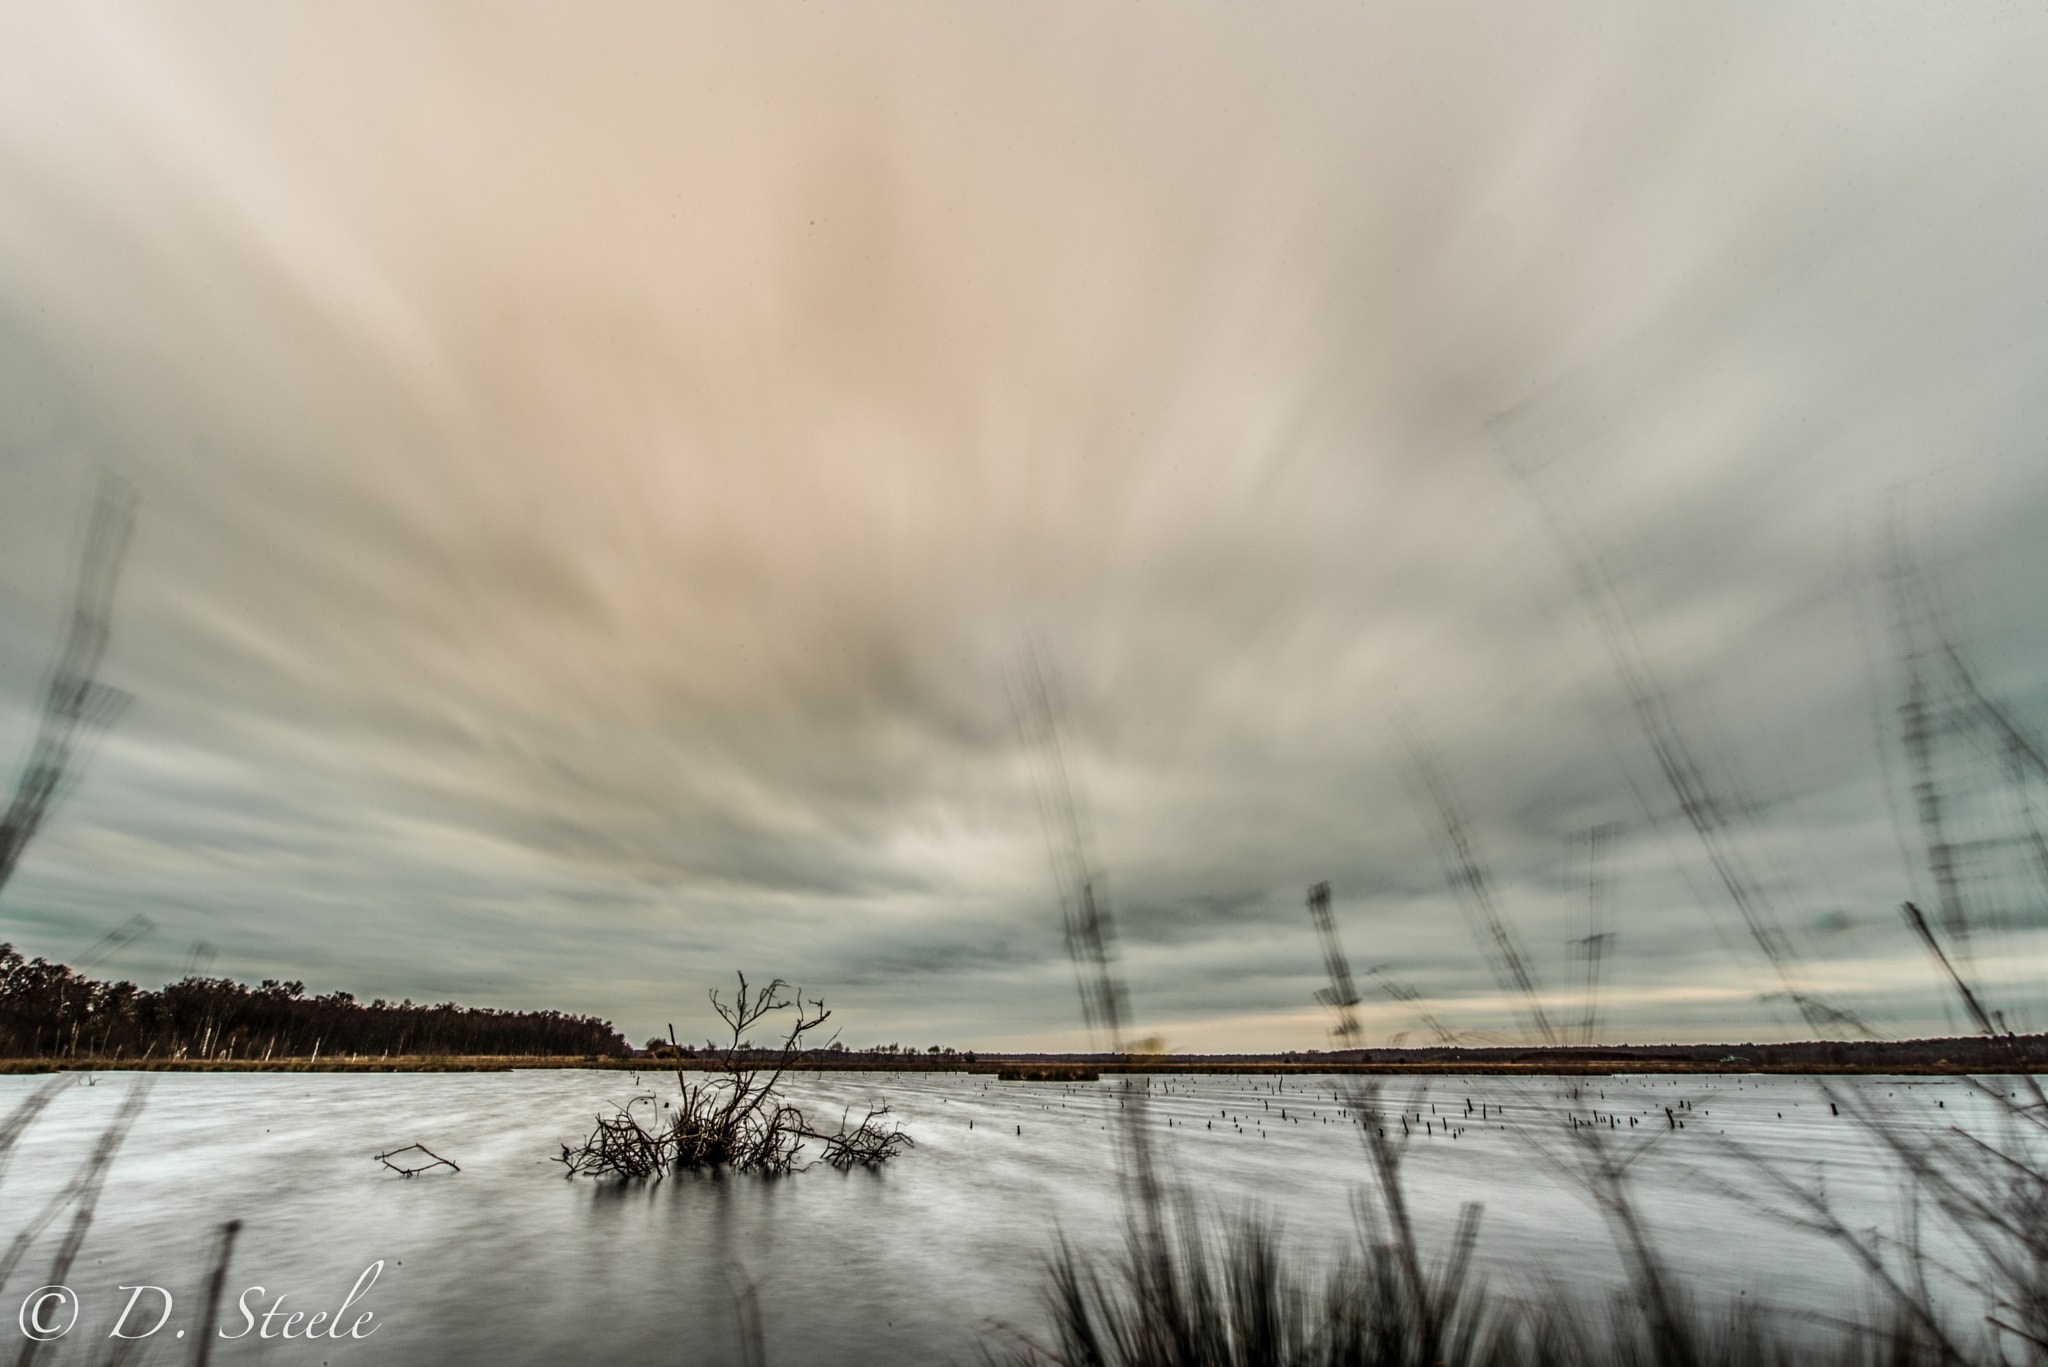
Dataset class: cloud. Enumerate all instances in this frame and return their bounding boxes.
[1,3,2046,1048]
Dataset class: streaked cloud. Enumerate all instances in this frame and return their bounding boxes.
[2,2,2046,1049]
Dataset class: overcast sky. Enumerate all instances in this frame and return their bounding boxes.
[2,2,2046,1052]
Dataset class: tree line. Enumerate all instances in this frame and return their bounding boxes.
[0,943,629,1060]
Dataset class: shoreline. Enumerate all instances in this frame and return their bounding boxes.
[0,1055,2024,1077]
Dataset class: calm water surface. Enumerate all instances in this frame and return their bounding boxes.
[0,1070,2003,1365]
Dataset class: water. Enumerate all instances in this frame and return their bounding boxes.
[0,1069,2006,1365]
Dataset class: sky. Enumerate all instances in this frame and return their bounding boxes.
[2,2,2046,1053]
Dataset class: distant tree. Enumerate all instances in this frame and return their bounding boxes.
[0,947,627,1059]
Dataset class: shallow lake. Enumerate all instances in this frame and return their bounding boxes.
[0,1069,2011,1365]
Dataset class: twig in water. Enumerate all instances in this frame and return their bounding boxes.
[376,1143,460,1177]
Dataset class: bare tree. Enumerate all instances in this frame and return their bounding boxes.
[558,973,910,1178]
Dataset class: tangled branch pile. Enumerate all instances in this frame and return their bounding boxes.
[557,974,911,1178]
